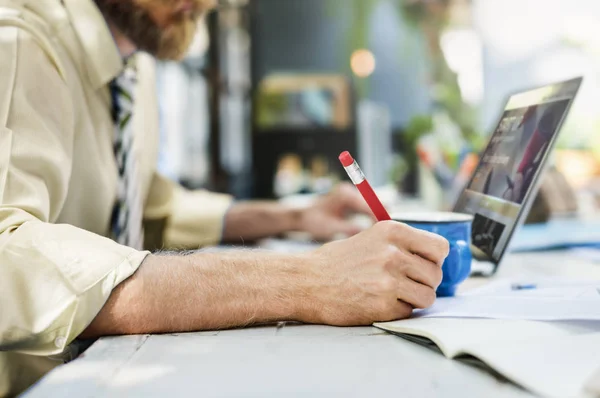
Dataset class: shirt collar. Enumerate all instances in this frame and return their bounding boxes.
[62,0,124,89]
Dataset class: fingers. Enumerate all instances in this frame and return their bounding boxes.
[371,280,435,322]
[382,300,413,322]
[403,253,443,289]
[404,229,449,267]
[387,251,439,309]
[382,248,442,290]
[397,280,437,309]
[378,221,450,267]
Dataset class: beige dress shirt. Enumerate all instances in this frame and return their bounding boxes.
[0,0,232,395]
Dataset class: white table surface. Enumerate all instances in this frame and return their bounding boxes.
[23,250,600,398]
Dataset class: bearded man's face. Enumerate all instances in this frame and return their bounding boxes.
[95,0,214,60]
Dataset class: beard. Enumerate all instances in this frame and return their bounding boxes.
[94,0,210,60]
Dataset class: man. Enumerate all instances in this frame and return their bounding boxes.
[0,0,449,395]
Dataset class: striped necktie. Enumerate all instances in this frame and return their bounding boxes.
[110,58,144,250]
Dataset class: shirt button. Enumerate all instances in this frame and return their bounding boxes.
[54,336,67,348]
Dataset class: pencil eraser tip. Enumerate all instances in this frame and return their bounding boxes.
[339,151,354,167]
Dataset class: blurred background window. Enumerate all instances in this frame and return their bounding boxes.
[156,18,212,189]
[156,0,600,208]
[475,0,600,149]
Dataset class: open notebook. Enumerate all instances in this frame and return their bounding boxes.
[374,318,600,398]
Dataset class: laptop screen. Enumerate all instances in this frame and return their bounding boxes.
[454,77,582,270]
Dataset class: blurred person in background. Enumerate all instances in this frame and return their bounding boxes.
[0,0,449,395]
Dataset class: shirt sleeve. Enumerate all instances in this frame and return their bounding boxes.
[0,25,148,357]
[144,173,233,249]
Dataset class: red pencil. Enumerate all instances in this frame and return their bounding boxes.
[339,151,391,221]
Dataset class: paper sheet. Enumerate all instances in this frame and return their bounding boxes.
[417,295,600,321]
[418,279,600,321]
[473,332,600,398]
[463,278,600,298]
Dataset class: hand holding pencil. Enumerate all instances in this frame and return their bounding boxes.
[276,150,447,325]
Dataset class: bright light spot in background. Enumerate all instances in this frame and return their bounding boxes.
[474,0,563,64]
[473,0,600,152]
[441,28,484,105]
[351,49,376,78]
[556,150,599,189]
[563,15,600,50]
[531,48,598,145]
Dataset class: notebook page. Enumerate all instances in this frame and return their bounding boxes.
[585,367,600,396]
[373,318,593,358]
[469,332,600,398]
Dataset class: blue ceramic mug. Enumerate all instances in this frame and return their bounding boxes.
[391,212,473,297]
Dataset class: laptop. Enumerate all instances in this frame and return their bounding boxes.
[453,77,583,276]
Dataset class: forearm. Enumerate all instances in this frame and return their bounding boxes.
[222,201,302,243]
[82,251,311,337]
